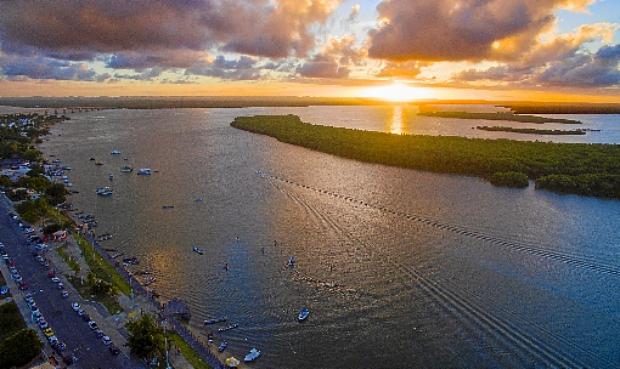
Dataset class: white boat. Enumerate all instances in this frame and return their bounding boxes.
[96,187,113,197]
[192,245,204,255]
[298,307,310,322]
[244,348,261,362]
[110,149,121,155]
[137,168,152,176]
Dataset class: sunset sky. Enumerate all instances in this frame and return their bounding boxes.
[0,0,618,101]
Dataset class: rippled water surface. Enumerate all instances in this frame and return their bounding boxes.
[41,107,620,369]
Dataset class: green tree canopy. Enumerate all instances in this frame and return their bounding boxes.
[126,314,165,364]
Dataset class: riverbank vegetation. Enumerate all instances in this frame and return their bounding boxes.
[167,333,213,369]
[231,115,620,199]
[74,233,131,296]
[476,126,587,135]
[56,244,81,273]
[418,111,582,124]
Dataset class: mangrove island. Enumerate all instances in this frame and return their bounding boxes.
[231,115,620,198]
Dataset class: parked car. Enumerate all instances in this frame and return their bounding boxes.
[43,328,55,337]
[61,290,69,299]
[48,336,58,346]
[23,293,34,304]
[39,319,49,329]
[94,329,104,338]
[108,344,120,355]
[57,282,64,290]
[81,313,91,322]
[51,277,61,283]
[101,336,111,346]
[88,321,98,330]
[78,308,85,317]
[18,282,28,290]
[71,302,80,311]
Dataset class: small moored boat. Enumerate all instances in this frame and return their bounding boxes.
[192,245,204,255]
[204,317,227,325]
[96,187,113,197]
[218,323,238,333]
[244,348,261,362]
[218,341,228,352]
[137,168,152,176]
[110,149,121,155]
[298,307,310,322]
[120,165,133,173]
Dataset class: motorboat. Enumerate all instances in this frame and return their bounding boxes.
[218,341,228,352]
[110,149,121,155]
[244,348,261,362]
[192,245,204,255]
[204,317,226,325]
[108,173,114,181]
[95,187,113,197]
[137,168,152,176]
[162,205,174,209]
[120,165,133,173]
[298,307,310,322]
[218,323,239,333]
[95,161,104,166]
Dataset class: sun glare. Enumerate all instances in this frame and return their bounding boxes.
[363,82,434,102]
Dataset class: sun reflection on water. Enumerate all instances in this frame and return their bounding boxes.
[389,105,406,134]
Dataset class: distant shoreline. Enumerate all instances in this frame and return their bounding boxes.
[418,111,582,124]
[476,126,588,135]
[0,97,619,113]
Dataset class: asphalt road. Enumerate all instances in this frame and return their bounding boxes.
[0,197,140,369]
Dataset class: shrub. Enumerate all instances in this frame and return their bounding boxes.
[488,171,529,188]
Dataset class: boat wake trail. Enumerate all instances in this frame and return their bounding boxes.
[259,171,620,277]
[261,171,614,368]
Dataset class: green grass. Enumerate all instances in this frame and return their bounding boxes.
[231,115,620,199]
[56,244,80,273]
[167,333,213,369]
[67,276,122,314]
[74,233,131,296]
[418,111,582,124]
[0,302,26,341]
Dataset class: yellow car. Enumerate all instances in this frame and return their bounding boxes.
[43,328,54,337]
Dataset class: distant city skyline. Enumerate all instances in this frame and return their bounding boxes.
[0,0,618,101]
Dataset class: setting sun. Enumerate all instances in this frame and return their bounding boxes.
[362,82,436,102]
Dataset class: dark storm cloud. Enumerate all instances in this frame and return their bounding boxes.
[0,55,101,81]
[185,56,263,80]
[367,0,593,62]
[538,44,620,87]
[0,0,340,65]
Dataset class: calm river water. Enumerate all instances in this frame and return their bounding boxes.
[40,106,620,369]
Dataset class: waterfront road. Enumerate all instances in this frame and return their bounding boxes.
[0,196,140,369]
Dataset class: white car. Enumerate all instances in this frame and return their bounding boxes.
[101,336,111,346]
[71,302,80,312]
[51,277,61,283]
